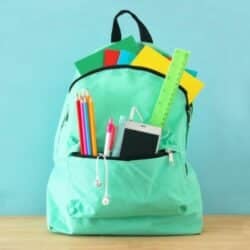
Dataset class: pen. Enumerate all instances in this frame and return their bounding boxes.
[109,123,116,152]
[104,119,113,157]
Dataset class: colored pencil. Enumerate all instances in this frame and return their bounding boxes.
[86,92,98,156]
[81,96,92,155]
[76,94,86,155]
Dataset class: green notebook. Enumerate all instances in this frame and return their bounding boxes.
[75,36,141,75]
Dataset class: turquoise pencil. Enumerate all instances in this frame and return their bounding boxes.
[82,96,92,155]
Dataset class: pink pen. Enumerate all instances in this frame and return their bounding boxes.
[109,123,116,152]
[104,119,114,156]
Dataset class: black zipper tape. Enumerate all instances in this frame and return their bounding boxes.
[70,149,174,161]
[185,104,193,148]
[185,163,189,176]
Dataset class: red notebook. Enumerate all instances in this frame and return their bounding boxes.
[104,49,120,66]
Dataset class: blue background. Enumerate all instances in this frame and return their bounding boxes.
[0,0,249,215]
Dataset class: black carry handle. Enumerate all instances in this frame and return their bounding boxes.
[111,10,153,43]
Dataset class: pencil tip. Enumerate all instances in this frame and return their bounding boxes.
[84,89,89,96]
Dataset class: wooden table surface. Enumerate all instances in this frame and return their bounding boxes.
[0,216,250,250]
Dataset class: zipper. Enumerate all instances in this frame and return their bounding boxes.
[165,149,175,164]
[69,65,166,92]
[70,149,175,162]
[68,65,192,149]
[69,65,189,105]
[185,104,193,148]
[185,163,189,175]
[60,112,69,129]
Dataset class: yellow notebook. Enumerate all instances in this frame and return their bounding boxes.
[131,46,204,103]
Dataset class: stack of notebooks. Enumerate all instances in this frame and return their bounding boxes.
[75,36,204,104]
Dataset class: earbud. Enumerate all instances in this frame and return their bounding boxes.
[95,179,102,187]
[102,196,110,206]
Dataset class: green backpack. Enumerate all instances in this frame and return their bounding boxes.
[47,10,203,235]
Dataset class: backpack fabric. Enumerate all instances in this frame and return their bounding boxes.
[47,10,203,235]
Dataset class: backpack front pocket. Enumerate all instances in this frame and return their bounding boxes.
[66,153,188,219]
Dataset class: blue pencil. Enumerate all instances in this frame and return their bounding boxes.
[82,96,92,155]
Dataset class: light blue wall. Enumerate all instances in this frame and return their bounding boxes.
[0,0,249,215]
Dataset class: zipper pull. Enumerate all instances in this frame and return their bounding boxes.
[166,150,174,164]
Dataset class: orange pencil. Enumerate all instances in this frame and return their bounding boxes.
[85,91,98,156]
